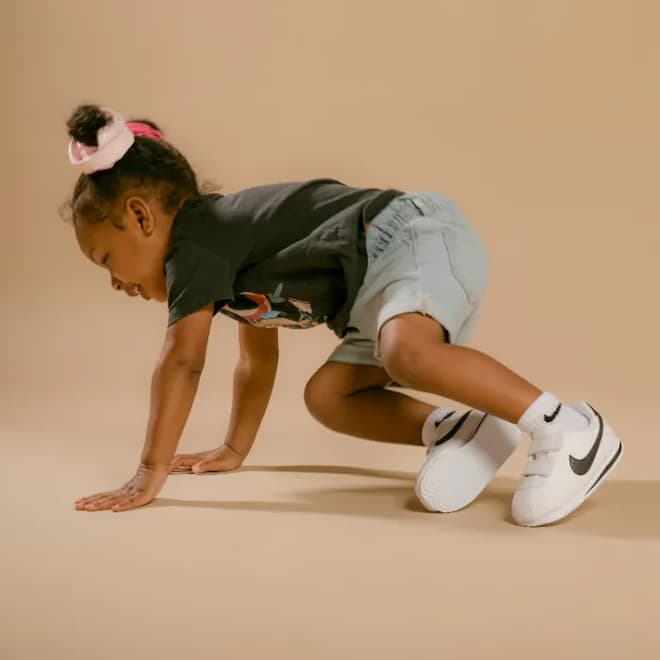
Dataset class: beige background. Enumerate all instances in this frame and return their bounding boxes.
[2,1,660,658]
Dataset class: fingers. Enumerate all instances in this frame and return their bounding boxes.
[170,454,205,472]
[80,495,117,510]
[111,494,149,512]
[192,458,229,473]
[75,487,137,511]
[75,491,117,509]
[76,490,113,504]
[75,467,165,512]
[77,493,126,511]
[191,456,227,472]
[170,449,238,474]
[75,491,150,512]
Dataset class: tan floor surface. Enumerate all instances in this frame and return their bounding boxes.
[4,343,660,659]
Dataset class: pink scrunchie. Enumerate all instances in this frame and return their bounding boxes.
[68,109,164,175]
[126,122,164,141]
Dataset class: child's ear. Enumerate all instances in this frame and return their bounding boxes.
[125,195,155,235]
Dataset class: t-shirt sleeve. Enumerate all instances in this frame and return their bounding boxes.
[164,240,236,326]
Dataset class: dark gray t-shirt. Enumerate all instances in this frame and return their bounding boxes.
[164,178,404,337]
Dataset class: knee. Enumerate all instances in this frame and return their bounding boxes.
[380,317,447,386]
[380,339,427,387]
[303,371,342,425]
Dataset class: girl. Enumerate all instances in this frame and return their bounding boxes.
[69,104,623,526]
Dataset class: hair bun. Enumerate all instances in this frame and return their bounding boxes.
[67,104,112,147]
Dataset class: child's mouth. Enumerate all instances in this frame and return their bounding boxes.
[128,284,150,300]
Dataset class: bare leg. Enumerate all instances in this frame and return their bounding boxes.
[304,362,437,446]
[304,329,526,515]
[379,313,542,424]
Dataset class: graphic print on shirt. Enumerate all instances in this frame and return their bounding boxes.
[221,283,325,329]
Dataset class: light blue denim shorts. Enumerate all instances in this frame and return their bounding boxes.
[327,191,489,367]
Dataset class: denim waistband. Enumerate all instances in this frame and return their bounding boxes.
[366,191,456,259]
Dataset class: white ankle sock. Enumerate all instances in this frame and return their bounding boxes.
[516,392,589,435]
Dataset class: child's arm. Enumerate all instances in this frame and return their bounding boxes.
[75,304,214,513]
[140,304,215,467]
[224,324,279,455]
[170,323,279,473]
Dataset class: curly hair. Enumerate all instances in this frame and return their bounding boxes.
[60,104,214,228]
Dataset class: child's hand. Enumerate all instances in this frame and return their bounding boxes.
[75,463,170,512]
[170,445,246,474]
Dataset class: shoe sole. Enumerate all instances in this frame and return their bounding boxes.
[517,440,624,527]
[415,416,519,512]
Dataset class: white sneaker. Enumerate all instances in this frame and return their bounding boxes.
[415,409,521,512]
[512,401,624,527]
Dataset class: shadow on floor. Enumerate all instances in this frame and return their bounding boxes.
[171,463,416,481]
[160,465,660,540]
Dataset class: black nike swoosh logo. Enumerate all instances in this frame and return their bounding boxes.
[434,411,455,428]
[569,403,602,476]
[586,441,622,495]
[544,403,561,423]
[433,410,486,447]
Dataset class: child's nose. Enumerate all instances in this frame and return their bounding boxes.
[111,275,123,291]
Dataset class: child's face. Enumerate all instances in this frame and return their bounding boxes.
[75,194,174,303]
